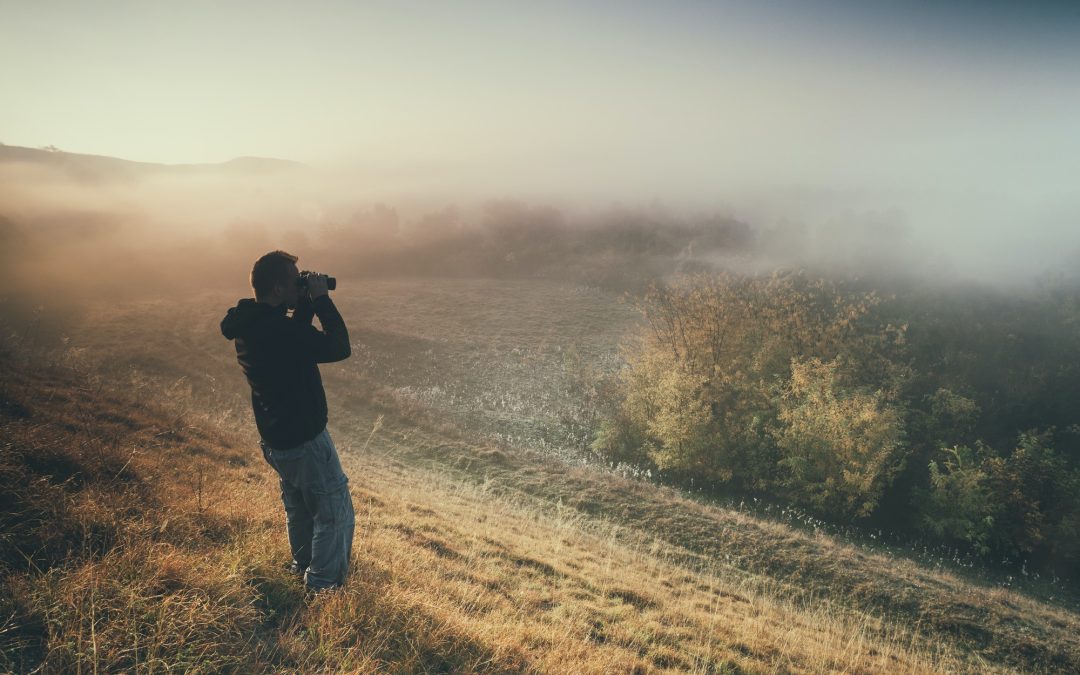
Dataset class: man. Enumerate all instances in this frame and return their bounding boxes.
[220,250,354,592]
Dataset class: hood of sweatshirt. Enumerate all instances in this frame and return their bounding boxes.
[220,299,285,340]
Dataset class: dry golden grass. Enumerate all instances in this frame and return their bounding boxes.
[3,281,1079,673]
[0,342,1063,673]
[337,454,1005,673]
[347,407,1080,672]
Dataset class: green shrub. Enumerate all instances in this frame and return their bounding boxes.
[918,432,1080,573]
[773,357,906,519]
[919,444,996,554]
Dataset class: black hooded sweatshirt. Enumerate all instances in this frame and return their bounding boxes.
[221,294,350,450]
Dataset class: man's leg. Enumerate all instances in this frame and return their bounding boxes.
[280,479,314,573]
[262,441,314,574]
[302,430,355,590]
[305,486,354,589]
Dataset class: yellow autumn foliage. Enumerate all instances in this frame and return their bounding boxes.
[602,270,908,514]
[774,356,905,518]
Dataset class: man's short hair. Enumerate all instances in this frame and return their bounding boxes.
[251,250,299,298]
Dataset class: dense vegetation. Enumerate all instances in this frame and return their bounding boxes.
[593,271,1080,578]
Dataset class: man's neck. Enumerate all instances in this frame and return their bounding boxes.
[255,297,286,309]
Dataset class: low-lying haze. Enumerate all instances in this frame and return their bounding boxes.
[1,1,1078,282]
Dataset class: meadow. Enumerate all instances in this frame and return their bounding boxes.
[3,275,1079,672]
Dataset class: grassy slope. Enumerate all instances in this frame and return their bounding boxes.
[4,277,1079,672]
[337,404,1080,672]
[3,352,1040,673]
[0,358,536,672]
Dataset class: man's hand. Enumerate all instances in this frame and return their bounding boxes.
[291,292,313,318]
[306,273,330,300]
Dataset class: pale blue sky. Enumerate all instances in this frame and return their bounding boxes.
[2,1,1078,210]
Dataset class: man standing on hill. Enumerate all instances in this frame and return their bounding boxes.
[220,250,354,593]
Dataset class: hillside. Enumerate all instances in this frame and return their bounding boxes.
[3,286,1080,672]
[0,143,306,182]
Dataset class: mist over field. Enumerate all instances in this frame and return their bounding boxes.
[5,2,1080,672]
[2,142,1079,312]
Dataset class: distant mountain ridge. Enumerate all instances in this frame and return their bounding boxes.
[0,143,307,181]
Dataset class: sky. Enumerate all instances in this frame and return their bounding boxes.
[2,0,1079,274]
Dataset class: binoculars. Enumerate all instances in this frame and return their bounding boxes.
[297,270,337,291]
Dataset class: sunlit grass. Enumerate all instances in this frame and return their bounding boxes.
[3,279,1080,672]
[1,354,1016,672]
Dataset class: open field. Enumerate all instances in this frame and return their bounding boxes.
[3,276,1080,672]
[334,278,641,456]
[2,341,1052,674]
[55,278,642,459]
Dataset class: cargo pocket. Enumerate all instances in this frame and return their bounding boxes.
[310,432,347,490]
[306,485,355,589]
[313,486,351,525]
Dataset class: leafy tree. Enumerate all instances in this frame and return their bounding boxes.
[598,269,1080,576]
[599,271,907,495]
